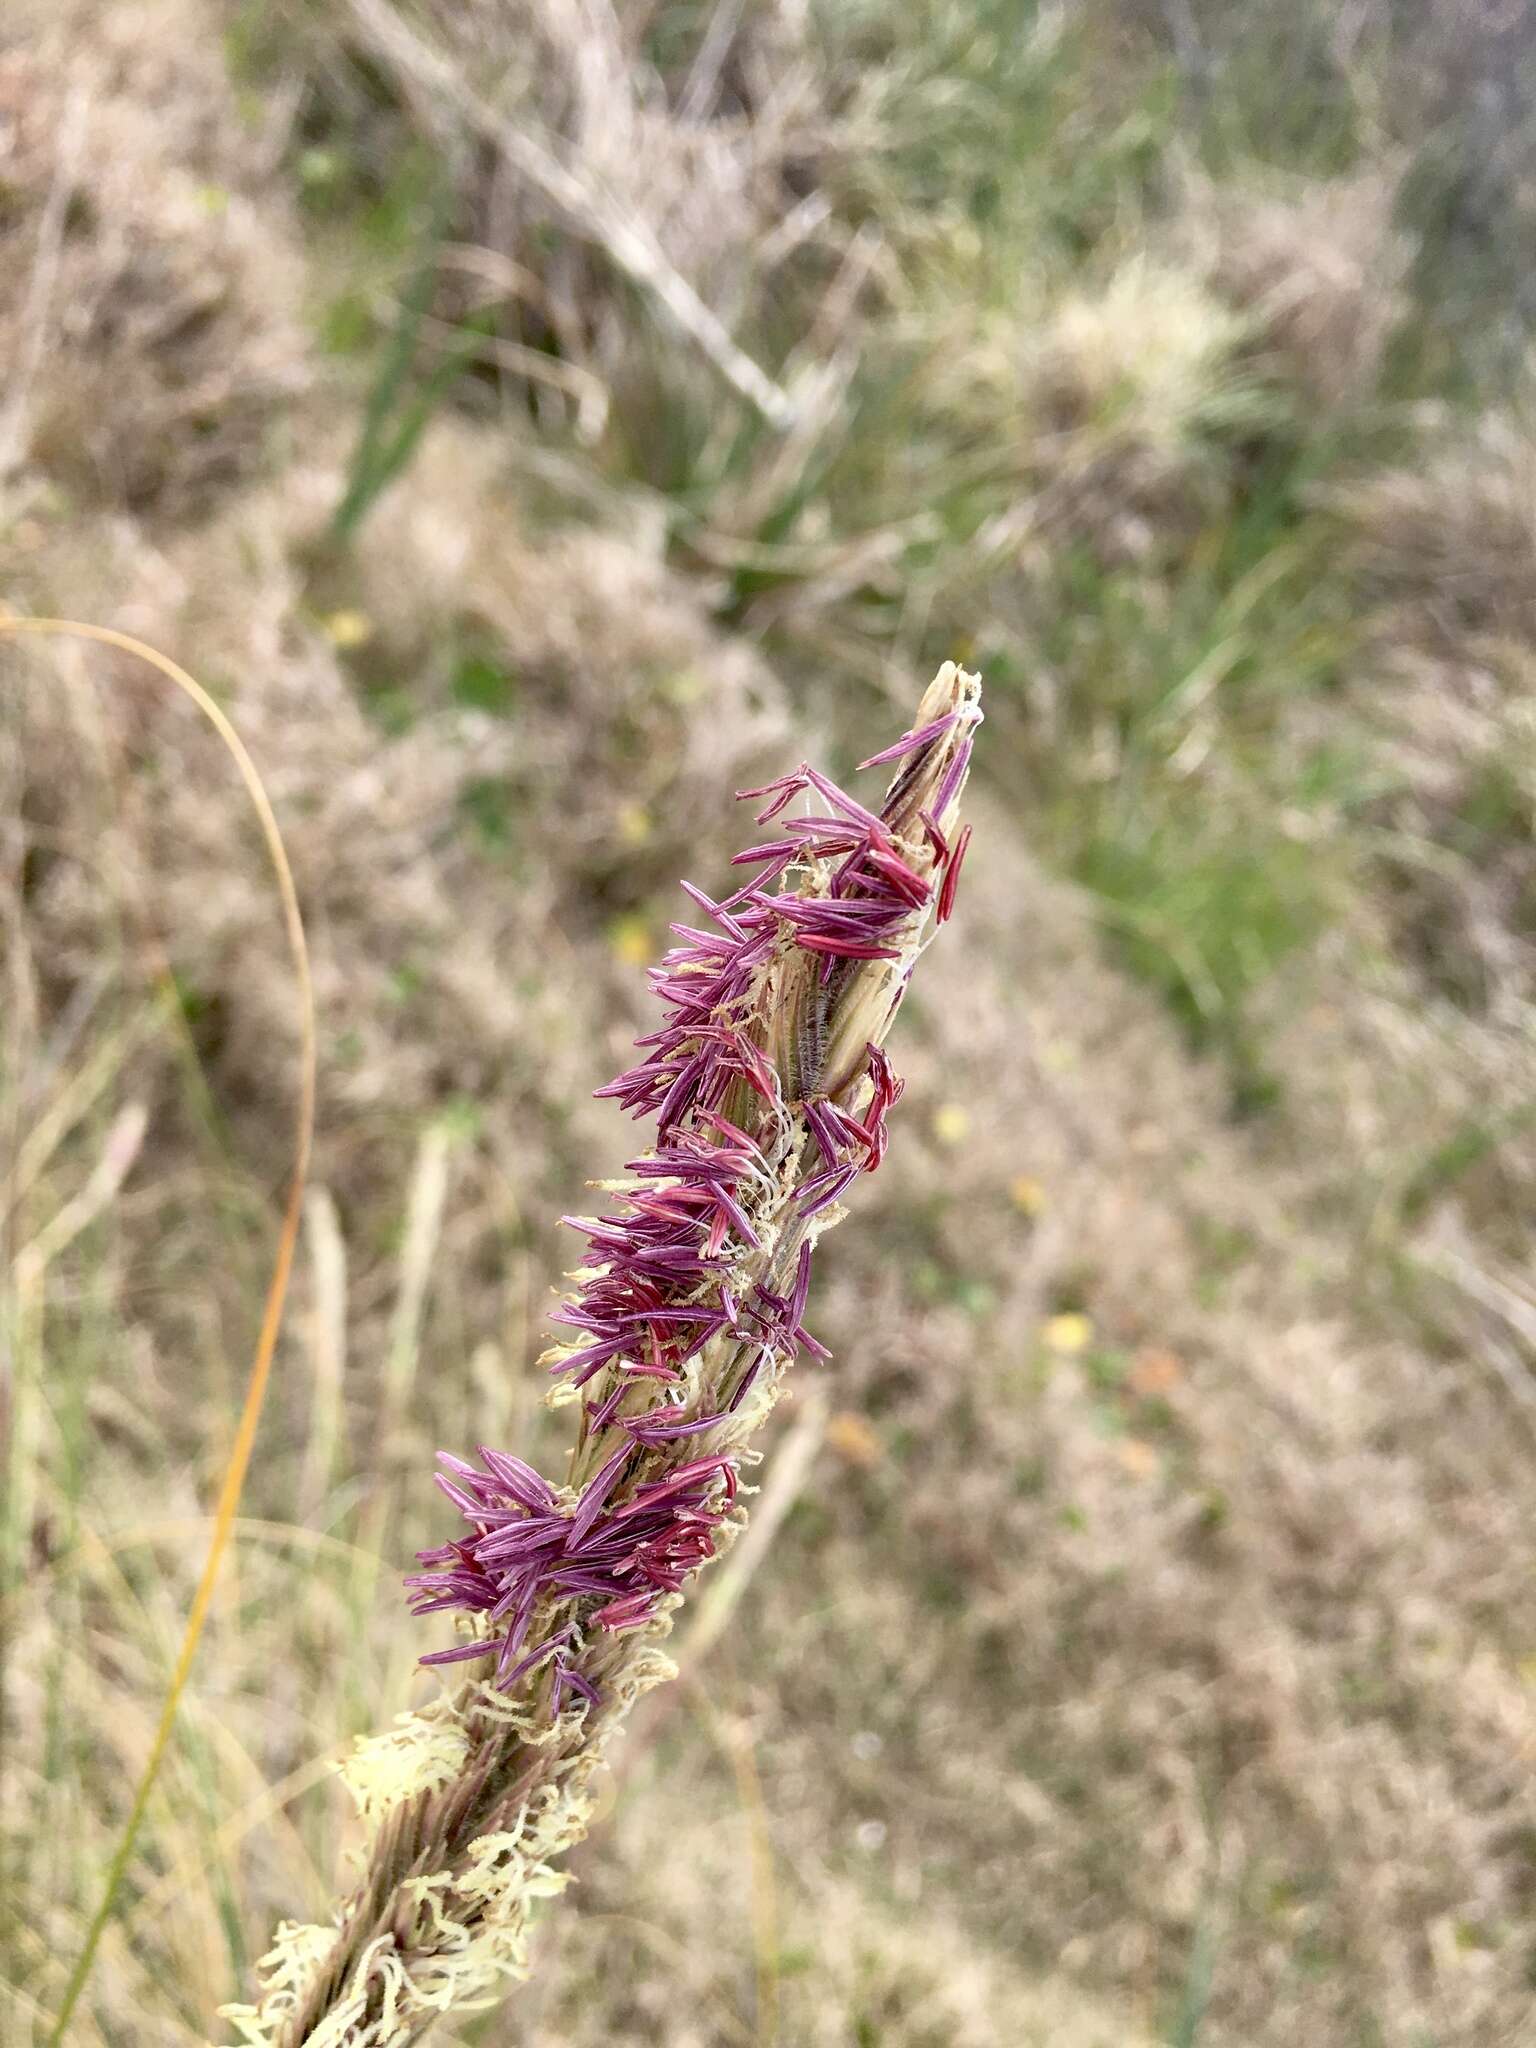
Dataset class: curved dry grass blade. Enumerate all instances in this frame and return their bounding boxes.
[0,615,316,2046]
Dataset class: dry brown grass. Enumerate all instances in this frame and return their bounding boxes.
[8,4,1536,2046]
[0,0,306,516]
[1332,410,1536,660]
[1192,165,1413,411]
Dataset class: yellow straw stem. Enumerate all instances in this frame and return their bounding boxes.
[1,615,316,2046]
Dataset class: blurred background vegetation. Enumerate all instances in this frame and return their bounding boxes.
[5,2,1536,2043]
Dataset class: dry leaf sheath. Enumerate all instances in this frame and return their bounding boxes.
[222,663,982,2048]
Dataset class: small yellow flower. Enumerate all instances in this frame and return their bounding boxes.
[1009,1174,1046,1217]
[932,1102,971,1147]
[1042,1312,1092,1354]
[323,608,374,650]
[826,1411,883,1470]
[1116,1438,1159,1480]
[616,803,652,846]
[608,914,654,968]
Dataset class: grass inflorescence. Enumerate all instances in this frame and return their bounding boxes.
[221,670,979,2044]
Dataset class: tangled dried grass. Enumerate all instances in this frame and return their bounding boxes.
[1318,406,1536,1021]
[1020,255,1259,559]
[1332,409,1536,658]
[0,0,307,516]
[1194,165,1413,410]
[9,415,791,1218]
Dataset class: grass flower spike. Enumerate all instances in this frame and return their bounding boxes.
[223,663,981,2047]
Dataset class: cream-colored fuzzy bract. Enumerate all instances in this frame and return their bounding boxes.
[339,1703,472,1835]
[219,1924,349,2048]
[217,1644,681,2047]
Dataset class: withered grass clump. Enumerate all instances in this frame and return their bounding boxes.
[1193,166,1413,410]
[1331,411,1536,659]
[0,0,306,516]
[1015,256,1259,564]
